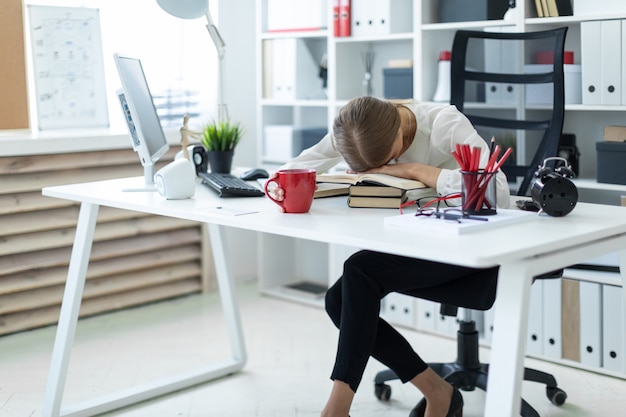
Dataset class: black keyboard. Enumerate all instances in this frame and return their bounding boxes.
[199,172,265,197]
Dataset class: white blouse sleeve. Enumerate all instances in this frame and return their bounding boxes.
[279,132,345,173]
[432,107,512,209]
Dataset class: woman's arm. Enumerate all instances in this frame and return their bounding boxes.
[362,163,441,189]
[279,132,344,173]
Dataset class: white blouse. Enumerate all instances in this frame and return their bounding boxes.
[280,101,511,208]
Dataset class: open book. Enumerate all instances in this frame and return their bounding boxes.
[316,172,426,191]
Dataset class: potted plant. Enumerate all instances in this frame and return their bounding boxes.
[201,119,244,174]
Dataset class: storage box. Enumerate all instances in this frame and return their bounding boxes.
[525,64,582,105]
[596,141,626,185]
[383,68,413,99]
[264,125,327,161]
[438,0,508,22]
[267,0,327,32]
[604,126,626,142]
[574,0,626,17]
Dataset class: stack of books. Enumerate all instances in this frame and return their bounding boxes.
[534,0,572,17]
[316,172,432,208]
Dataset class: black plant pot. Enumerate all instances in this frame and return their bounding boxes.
[207,150,234,174]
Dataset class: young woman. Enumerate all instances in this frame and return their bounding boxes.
[272,96,511,417]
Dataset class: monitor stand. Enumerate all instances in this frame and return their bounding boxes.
[121,164,158,192]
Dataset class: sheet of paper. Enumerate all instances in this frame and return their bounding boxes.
[201,206,259,216]
[385,208,538,235]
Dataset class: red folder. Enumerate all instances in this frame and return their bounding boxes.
[339,0,351,37]
[333,0,340,37]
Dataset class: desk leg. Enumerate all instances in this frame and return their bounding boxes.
[42,211,247,417]
[484,261,533,417]
[206,223,247,364]
[43,202,100,417]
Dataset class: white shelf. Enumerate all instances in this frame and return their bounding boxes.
[421,20,515,31]
[260,99,328,107]
[574,179,626,192]
[256,0,626,380]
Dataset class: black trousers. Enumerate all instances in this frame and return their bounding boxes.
[324,250,499,392]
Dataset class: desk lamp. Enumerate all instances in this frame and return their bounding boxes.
[156,0,228,122]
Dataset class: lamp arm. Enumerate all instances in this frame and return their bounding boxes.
[205,11,226,59]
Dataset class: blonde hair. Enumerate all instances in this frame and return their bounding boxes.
[332,96,401,172]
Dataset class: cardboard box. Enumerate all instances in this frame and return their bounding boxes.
[603,126,626,142]
[596,141,626,185]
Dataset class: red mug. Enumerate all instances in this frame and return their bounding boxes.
[264,169,316,213]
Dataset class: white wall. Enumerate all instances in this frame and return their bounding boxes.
[220,0,259,282]
[220,0,258,169]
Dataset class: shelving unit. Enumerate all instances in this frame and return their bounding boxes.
[255,0,626,378]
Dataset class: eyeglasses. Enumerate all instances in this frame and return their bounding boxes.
[415,207,489,223]
[399,193,461,215]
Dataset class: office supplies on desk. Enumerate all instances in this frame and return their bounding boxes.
[264,168,316,213]
[385,208,536,235]
[199,172,265,197]
[240,168,269,181]
[452,142,512,215]
[155,159,196,200]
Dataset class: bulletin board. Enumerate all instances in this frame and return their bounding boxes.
[0,0,30,130]
[28,5,109,130]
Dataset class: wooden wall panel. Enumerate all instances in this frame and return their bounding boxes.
[0,0,29,130]
[0,146,215,336]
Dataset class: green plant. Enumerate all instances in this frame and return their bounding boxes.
[201,119,244,152]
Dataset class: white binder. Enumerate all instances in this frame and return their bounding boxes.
[435,308,458,336]
[351,0,376,37]
[381,293,415,328]
[579,281,603,367]
[602,284,625,373]
[542,279,562,358]
[482,305,495,344]
[270,38,319,101]
[600,20,622,105]
[527,280,544,355]
[622,19,626,105]
[484,27,518,105]
[374,0,412,35]
[581,21,602,105]
[416,299,437,332]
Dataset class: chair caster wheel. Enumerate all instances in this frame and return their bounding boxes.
[375,383,391,401]
[546,386,567,406]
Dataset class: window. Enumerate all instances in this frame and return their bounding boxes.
[24,0,217,131]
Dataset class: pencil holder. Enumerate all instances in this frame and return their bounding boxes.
[461,170,497,215]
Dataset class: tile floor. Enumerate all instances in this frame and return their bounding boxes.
[1,282,625,417]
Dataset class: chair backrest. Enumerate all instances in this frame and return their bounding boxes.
[450,28,568,196]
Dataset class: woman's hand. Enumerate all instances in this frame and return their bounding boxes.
[264,174,286,212]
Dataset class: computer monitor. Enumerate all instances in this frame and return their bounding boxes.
[114,53,170,191]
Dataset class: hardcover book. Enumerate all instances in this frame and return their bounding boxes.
[347,193,409,209]
[317,172,426,190]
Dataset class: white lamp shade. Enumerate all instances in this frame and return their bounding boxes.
[156,0,208,19]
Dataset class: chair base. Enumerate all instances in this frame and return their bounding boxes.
[373,320,567,417]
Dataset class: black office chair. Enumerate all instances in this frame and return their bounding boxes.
[451,27,567,197]
[374,28,569,417]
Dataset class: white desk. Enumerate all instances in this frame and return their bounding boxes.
[42,176,626,417]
